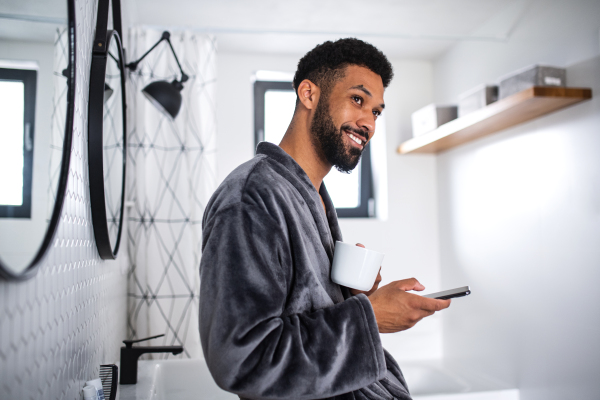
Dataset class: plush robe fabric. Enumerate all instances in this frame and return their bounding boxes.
[200,142,412,400]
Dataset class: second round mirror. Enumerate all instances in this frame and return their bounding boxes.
[88,30,126,259]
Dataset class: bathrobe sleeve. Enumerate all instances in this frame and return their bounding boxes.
[200,203,386,400]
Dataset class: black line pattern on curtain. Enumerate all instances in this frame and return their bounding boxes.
[126,30,217,358]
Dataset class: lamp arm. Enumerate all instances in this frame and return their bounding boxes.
[125,31,169,71]
[165,37,189,83]
[125,31,188,84]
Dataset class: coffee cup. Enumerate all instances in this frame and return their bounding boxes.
[330,241,384,291]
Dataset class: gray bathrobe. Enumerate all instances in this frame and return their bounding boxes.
[200,142,411,400]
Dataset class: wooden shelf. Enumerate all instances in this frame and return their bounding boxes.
[397,86,592,154]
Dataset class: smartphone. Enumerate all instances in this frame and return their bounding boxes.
[422,286,471,300]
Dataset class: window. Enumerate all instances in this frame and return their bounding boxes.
[254,79,374,218]
[0,68,37,218]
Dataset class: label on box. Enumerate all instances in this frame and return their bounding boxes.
[544,76,562,86]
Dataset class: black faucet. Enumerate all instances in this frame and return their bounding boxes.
[119,334,184,384]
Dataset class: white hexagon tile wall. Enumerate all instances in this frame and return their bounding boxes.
[0,0,128,399]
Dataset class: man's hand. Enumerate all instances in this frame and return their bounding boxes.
[367,278,451,333]
[349,243,381,297]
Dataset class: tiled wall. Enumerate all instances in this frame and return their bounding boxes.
[0,1,128,399]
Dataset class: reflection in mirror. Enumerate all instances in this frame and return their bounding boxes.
[103,35,125,252]
[0,0,74,279]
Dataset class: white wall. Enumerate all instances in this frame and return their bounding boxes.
[216,53,443,362]
[433,1,600,399]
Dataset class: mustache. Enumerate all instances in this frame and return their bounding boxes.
[341,124,369,143]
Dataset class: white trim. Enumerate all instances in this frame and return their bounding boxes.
[371,113,389,221]
[138,24,513,42]
[0,60,40,71]
[252,70,295,83]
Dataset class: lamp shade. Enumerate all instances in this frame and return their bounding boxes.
[142,80,184,119]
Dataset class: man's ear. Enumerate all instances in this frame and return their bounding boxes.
[296,79,320,111]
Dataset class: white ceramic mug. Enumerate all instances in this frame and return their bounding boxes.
[330,241,385,291]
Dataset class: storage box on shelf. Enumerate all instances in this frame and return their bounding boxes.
[397,86,592,155]
[411,104,458,137]
[499,65,566,99]
[458,85,498,118]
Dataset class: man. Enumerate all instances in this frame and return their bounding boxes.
[200,38,451,400]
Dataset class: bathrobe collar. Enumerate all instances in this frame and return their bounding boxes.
[256,142,344,262]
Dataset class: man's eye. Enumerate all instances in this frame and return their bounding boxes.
[373,110,381,117]
[352,96,362,105]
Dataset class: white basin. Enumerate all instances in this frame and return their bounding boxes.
[118,358,518,400]
[152,359,237,400]
[118,359,237,400]
[403,364,469,396]
[402,360,520,400]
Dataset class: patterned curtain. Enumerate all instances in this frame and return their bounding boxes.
[126,28,217,358]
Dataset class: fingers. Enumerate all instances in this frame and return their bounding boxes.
[405,296,450,326]
[438,299,451,310]
[356,243,366,248]
[419,297,451,312]
[374,268,382,284]
[369,283,451,333]
[395,278,425,292]
[366,270,383,296]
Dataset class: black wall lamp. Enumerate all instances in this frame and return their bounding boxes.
[125,31,189,119]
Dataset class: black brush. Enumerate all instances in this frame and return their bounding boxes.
[100,364,118,400]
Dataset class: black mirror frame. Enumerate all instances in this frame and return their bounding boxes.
[88,26,127,260]
[0,0,77,281]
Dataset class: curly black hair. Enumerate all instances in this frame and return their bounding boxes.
[293,38,393,98]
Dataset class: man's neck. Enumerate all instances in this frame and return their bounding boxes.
[279,115,331,193]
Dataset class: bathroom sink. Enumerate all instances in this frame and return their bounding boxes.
[403,364,468,395]
[401,360,520,400]
[152,359,236,400]
[118,358,519,400]
[118,359,237,400]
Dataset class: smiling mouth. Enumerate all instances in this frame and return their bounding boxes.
[344,130,366,148]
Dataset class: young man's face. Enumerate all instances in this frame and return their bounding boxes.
[310,65,385,173]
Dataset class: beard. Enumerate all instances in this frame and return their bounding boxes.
[310,96,367,173]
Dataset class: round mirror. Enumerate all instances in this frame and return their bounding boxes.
[88,30,126,260]
[0,0,76,280]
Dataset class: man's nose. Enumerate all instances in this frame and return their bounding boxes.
[356,113,375,139]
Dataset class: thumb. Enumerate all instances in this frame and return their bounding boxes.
[356,243,366,248]
[395,278,425,292]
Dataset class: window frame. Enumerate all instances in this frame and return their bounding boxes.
[253,80,374,218]
[0,67,37,219]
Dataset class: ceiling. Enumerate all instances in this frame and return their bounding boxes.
[0,0,67,42]
[125,0,532,59]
